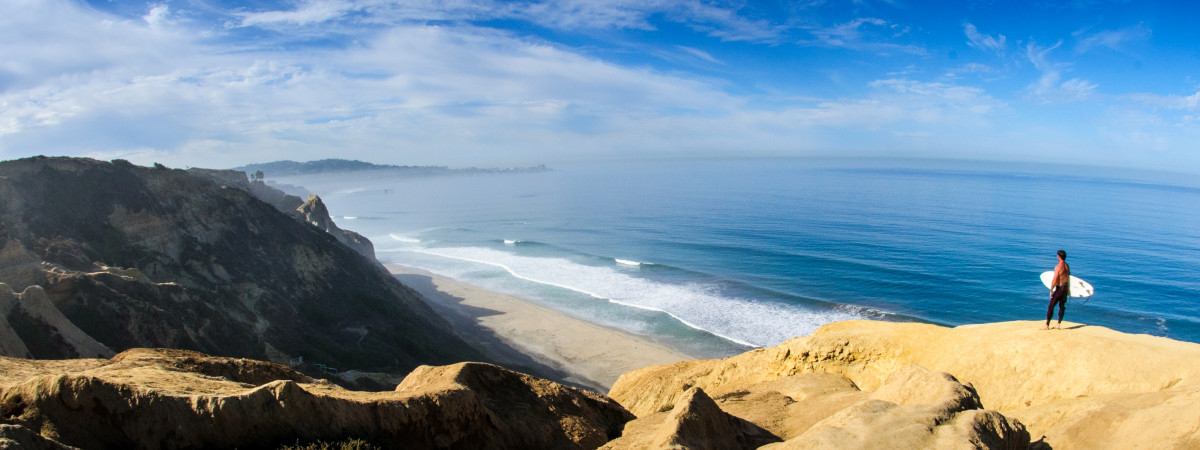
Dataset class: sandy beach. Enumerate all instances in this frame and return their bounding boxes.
[387,264,695,392]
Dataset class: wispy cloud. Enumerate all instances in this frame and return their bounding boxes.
[674,46,723,64]
[229,0,786,43]
[1025,40,1097,103]
[800,17,925,55]
[1183,91,1200,111]
[964,23,1005,57]
[143,4,172,28]
[870,79,1005,116]
[1128,90,1200,114]
[1073,24,1151,55]
[238,0,359,27]
[944,62,996,78]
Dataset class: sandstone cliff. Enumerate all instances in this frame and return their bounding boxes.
[0,156,481,377]
[609,320,1200,449]
[0,349,632,449]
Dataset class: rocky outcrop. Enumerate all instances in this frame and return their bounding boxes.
[0,283,112,359]
[610,320,1200,450]
[605,359,1026,449]
[601,387,780,449]
[768,365,1029,449]
[395,362,633,449]
[0,349,631,450]
[188,168,374,260]
[0,424,80,450]
[297,195,375,260]
[0,156,481,377]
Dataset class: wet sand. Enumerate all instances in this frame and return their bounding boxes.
[387,264,694,392]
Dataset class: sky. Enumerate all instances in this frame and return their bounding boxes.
[1,0,1198,171]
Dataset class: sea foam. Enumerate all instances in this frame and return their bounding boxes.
[388,234,421,243]
[417,247,866,347]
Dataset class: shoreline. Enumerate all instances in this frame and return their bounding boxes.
[387,264,696,392]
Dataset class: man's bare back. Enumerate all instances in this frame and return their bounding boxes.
[1045,250,1070,329]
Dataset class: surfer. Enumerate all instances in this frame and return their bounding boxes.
[1044,250,1070,330]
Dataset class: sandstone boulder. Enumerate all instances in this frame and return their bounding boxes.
[706,373,866,440]
[768,365,1028,449]
[600,387,780,449]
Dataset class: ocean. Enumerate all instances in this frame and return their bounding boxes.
[271,158,1200,358]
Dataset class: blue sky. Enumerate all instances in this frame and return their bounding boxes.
[1,0,1197,171]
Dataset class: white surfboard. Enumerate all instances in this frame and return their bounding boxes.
[1040,271,1094,298]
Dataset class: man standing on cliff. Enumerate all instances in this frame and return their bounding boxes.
[1044,250,1070,330]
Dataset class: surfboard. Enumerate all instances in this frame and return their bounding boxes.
[1040,271,1094,298]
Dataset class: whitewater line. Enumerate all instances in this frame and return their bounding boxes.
[414,249,759,348]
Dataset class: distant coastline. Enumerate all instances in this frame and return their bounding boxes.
[234,158,549,177]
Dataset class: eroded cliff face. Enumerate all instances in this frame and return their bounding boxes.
[0,156,480,376]
[0,349,632,450]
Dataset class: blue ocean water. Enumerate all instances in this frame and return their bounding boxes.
[273,158,1200,358]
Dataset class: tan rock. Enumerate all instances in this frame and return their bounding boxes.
[767,365,1027,449]
[395,362,633,449]
[711,373,867,440]
[601,387,780,450]
[1015,385,1200,450]
[610,320,1200,449]
[0,350,632,449]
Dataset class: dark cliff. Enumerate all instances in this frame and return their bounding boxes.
[0,156,481,375]
[189,167,376,260]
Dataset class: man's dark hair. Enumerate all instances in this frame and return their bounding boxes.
[1057,249,1067,260]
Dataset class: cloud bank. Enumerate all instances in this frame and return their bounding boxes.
[1,0,1196,172]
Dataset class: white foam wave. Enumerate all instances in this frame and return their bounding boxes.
[342,216,358,220]
[388,233,421,243]
[503,239,521,244]
[416,247,865,347]
[615,259,642,266]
